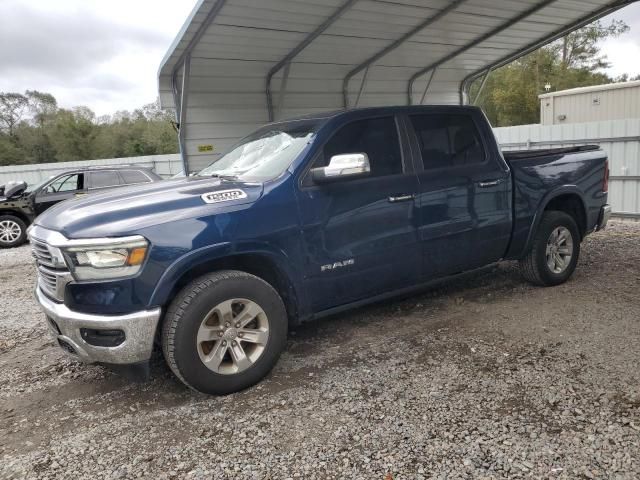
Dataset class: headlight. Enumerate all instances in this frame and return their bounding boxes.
[63,237,149,280]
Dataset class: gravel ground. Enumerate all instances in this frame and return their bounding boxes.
[1,222,639,479]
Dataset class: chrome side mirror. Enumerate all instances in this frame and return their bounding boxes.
[311,153,371,184]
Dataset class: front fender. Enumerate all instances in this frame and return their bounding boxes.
[149,241,306,312]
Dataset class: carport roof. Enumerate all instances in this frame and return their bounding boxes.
[159,0,636,119]
[158,0,638,174]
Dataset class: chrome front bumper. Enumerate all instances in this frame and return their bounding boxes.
[597,204,612,231]
[36,287,161,365]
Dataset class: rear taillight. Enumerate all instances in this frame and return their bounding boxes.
[603,160,609,193]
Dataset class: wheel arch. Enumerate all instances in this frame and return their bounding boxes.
[151,244,303,325]
[524,187,588,255]
[0,209,31,226]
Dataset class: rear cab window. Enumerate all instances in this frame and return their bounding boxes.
[409,114,486,170]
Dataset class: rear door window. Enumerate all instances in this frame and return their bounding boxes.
[89,171,123,189]
[410,114,486,170]
[120,170,151,185]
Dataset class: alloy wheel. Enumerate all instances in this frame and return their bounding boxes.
[196,298,269,375]
[545,226,573,274]
[0,220,21,243]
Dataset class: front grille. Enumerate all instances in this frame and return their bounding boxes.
[38,266,58,293]
[31,237,71,303]
[31,239,55,267]
[38,267,58,291]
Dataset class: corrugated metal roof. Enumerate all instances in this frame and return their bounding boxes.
[158,0,638,171]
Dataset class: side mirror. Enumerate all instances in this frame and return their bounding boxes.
[311,153,371,184]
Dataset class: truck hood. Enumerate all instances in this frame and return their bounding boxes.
[35,177,264,239]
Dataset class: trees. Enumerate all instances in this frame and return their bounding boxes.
[19,90,58,163]
[0,93,34,165]
[470,19,630,126]
[556,20,629,71]
[0,135,29,165]
[92,101,178,159]
[0,93,29,137]
[0,94,179,166]
[26,90,58,128]
[50,107,99,162]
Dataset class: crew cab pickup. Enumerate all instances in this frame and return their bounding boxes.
[28,106,611,394]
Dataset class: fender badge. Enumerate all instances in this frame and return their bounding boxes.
[321,259,355,272]
[201,189,248,204]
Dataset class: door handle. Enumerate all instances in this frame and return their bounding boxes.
[477,179,503,188]
[388,194,415,203]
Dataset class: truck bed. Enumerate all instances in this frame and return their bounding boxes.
[503,145,608,260]
[503,145,600,161]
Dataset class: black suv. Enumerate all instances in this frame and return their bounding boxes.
[0,166,161,248]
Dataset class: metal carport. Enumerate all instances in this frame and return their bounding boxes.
[158,0,637,172]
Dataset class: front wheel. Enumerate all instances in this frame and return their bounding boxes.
[161,270,288,395]
[0,215,27,248]
[519,211,580,286]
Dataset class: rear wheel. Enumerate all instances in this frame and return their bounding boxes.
[162,270,287,395]
[0,215,27,248]
[519,211,580,286]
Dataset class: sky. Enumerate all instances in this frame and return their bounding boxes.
[600,2,640,78]
[0,0,639,116]
[0,0,195,116]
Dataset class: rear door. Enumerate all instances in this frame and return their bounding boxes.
[296,115,421,311]
[403,111,511,278]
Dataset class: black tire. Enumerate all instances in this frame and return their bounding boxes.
[162,270,288,395]
[0,215,28,249]
[519,211,580,287]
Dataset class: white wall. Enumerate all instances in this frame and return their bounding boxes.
[494,119,640,218]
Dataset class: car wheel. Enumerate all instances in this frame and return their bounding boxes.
[0,215,27,248]
[162,270,288,395]
[519,211,580,286]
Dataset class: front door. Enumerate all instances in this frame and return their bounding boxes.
[404,111,512,279]
[296,115,421,311]
[34,173,86,216]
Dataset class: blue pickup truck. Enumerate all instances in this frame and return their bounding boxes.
[28,106,610,394]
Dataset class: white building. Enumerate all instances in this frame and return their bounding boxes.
[539,80,640,125]
[494,80,640,218]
